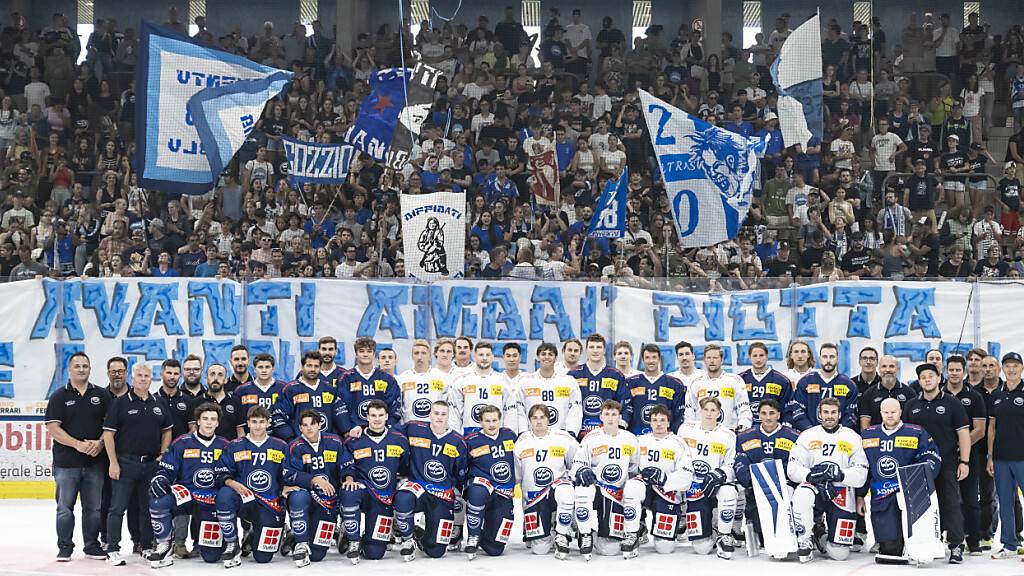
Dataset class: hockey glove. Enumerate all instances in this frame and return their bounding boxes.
[806,463,833,486]
[824,463,845,483]
[149,475,171,499]
[702,468,727,496]
[576,467,597,487]
[641,466,667,487]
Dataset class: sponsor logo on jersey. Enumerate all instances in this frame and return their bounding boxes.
[836,441,853,455]
[442,443,460,458]
[410,437,430,448]
[234,450,252,462]
[833,385,849,397]
[294,393,310,403]
[601,377,619,391]
[153,406,163,416]
[935,406,946,414]
[423,459,446,482]
[720,387,735,398]
[533,466,553,486]
[302,454,312,464]
[807,384,820,394]
[659,386,675,399]
[90,396,101,405]
[372,380,387,392]
[350,382,361,392]
[502,439,515,451]
[592,445,608,456]
[465,384,478,394]
[183,448,201,458]
[266,449,284,463]
[862,437,880,448]
[808,440,823,450]
[710,442,726,455]
[490,385,503,396]
[401,381,416,391]
[519,447,535,459]
[550,446,566,457]
[247,469,272,492]
[663,448,675,460]
[324,450,337,463]
[632,386,646,397]
[766,383,782,396]
[555,387,571,398]
[353,447,372,459]
[491,461,512,483]
[741,439,762,451]
[213,449,222,460]
[241,394,258,405]
[894,436,919,449]
[386,445,404,457]
[470,445,490,458]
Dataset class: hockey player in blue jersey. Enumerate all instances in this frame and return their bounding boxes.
[338,337,402,434]
[789,343,860,431]
[283,409,355,567]
[463,404,518,559]
[293,336,346,386]
[340,400,410,563]
[272,351,348,441]
[571,334,632,438]
[235,354,285,431]
[214,406,289,568]
[734,399,800,549]
[394,400,468,560]
[740,342,794,426]
[860,398,941,564]
[148,402,230,568]
[626,344,686,435]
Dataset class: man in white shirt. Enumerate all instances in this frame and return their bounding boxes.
[830,125,857,170]
[563,9,592,77]
[786,172,813,226]
[24,67,50,112]
[767,17,792,58]
[932,13,960,78]
[619,213,653,253]
[470,99,495,143]
[869,117,907,197]
[669,341,706,390]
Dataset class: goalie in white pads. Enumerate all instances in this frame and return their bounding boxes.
[514,404,580,558]
[678,396,739,559]
[571,399,644,559]
[787,397,869,562]
[635,404,695,555]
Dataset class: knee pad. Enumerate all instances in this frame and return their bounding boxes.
[594,536,619,556]
[287,489,311,510]
[574,484,596,505]
[531,535,553,555]
[654,537,676,554]
[310,546,329,562]
[826,541,851,561]
[553,484,574,507]
[791,485,816,511]
[394,490,416,513]
[691,536,715,555]
[421,542,447,558]
[623,479,646,502]
[481,539,506,557]
[717,484,738,509]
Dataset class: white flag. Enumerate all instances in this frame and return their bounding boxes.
[400,192,467,280]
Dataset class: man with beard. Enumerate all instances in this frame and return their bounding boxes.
[790,344,860,431]
[154,358,198,559]
[859,355,917,429]
[840,232,873,277]
[852,347,881,394]
[226,345,252,394]
[99,357,134,549]
[181,355,205,398]
[308,336,345,388]
[201,364,241,440]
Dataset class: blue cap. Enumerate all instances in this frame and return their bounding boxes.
[1003,352,1023,365]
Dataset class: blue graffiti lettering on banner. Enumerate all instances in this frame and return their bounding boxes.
[729,292,777,340]
[653,292,701,342]
[833,286,882,338]
[886,287,940,338]
[188,282,241,335]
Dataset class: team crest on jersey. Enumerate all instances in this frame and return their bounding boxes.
[153,407,163,416]
[369,466,392,488]
[193,468,215,489]
[490,461,512,483]
[548,406,560,424]
[247,469,272,492]
[584,395,602,414]
[602,464,623,483]
[424,459,446,482]
[533,466,553,486]
[413,398,432,418]
[878,456,899,478]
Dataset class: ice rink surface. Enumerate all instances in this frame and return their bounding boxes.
[3,498,1024,576]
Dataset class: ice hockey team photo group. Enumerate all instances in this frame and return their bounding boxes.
[48,334,1024,569]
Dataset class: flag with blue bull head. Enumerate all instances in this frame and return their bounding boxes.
[639,90,768,248]
[135,20,292,195]
[770,12,824,149]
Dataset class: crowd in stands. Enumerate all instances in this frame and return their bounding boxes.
[1,5,1024,285]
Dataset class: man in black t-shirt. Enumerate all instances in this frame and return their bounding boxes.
[798,231,827,276]
[840,231,872,276]
[998,163,1021,234]
[902,159,940,231]
[764,240,798,277]
[905,125,937,172]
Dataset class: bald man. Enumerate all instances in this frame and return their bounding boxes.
[859,398,942,564]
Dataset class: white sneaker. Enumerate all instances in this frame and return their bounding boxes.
[992,548,1018,559]
[106,551,126,566]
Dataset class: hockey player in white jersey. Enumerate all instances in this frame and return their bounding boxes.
[517,343,583,436]
[501,343,526,387]
[684,344,752,431]
[787,397,869,563]
[451,336,475,378]
[670,340,706,390]
[571,399,643,560]
[678,396,739,559]
[614,341,640,378]
[397,340,451,424]
[515,404,580,558]
[635,405,695,555]
[553,339,583,376]
[448,342,518,434]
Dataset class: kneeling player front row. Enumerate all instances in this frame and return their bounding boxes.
[144,386,945,569]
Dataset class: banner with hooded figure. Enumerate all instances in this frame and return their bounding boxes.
[770,13,823,149]
[400,192,466,279]
[135,20,292,195]
[640,90,767,248]
[345,63,442,170]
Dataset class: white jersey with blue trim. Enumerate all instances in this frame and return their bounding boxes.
[684,371,752,431]
[514,429,579,505]
[571,428,640,492]
[397,367,451,424]
[676,421,736,501]
[447,369,519,434]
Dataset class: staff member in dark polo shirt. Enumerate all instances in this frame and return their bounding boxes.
[202,363,243,439]
[987,352,1024,558]
[944,355,987,554]
[154,359,195,439]
[226,344,253,394]
[977,352,1019,548]
[102,363,173,566]
[852,346,881,394]
[44,352,111,562]
[99,356,137,552]
[904,362,971,563]
[859,354,917,429]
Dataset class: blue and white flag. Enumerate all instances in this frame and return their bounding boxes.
[188,72,292,186]
[345,63,442,170]
[587,166,627,239]
[135,20,292,195]
[897,463,946,564]
[400,192,466,280]
[770,12,823,149]
[640,90,768,248]
[281,136,355,186]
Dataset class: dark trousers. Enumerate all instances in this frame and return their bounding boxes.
[105,457,157,553]
[936,462,964,548]
[101,469,141,546]
[960,453,983,545]
[54,464,104,553]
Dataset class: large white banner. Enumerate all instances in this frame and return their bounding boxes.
[1,278,1016,484]
[400,192,467,280]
